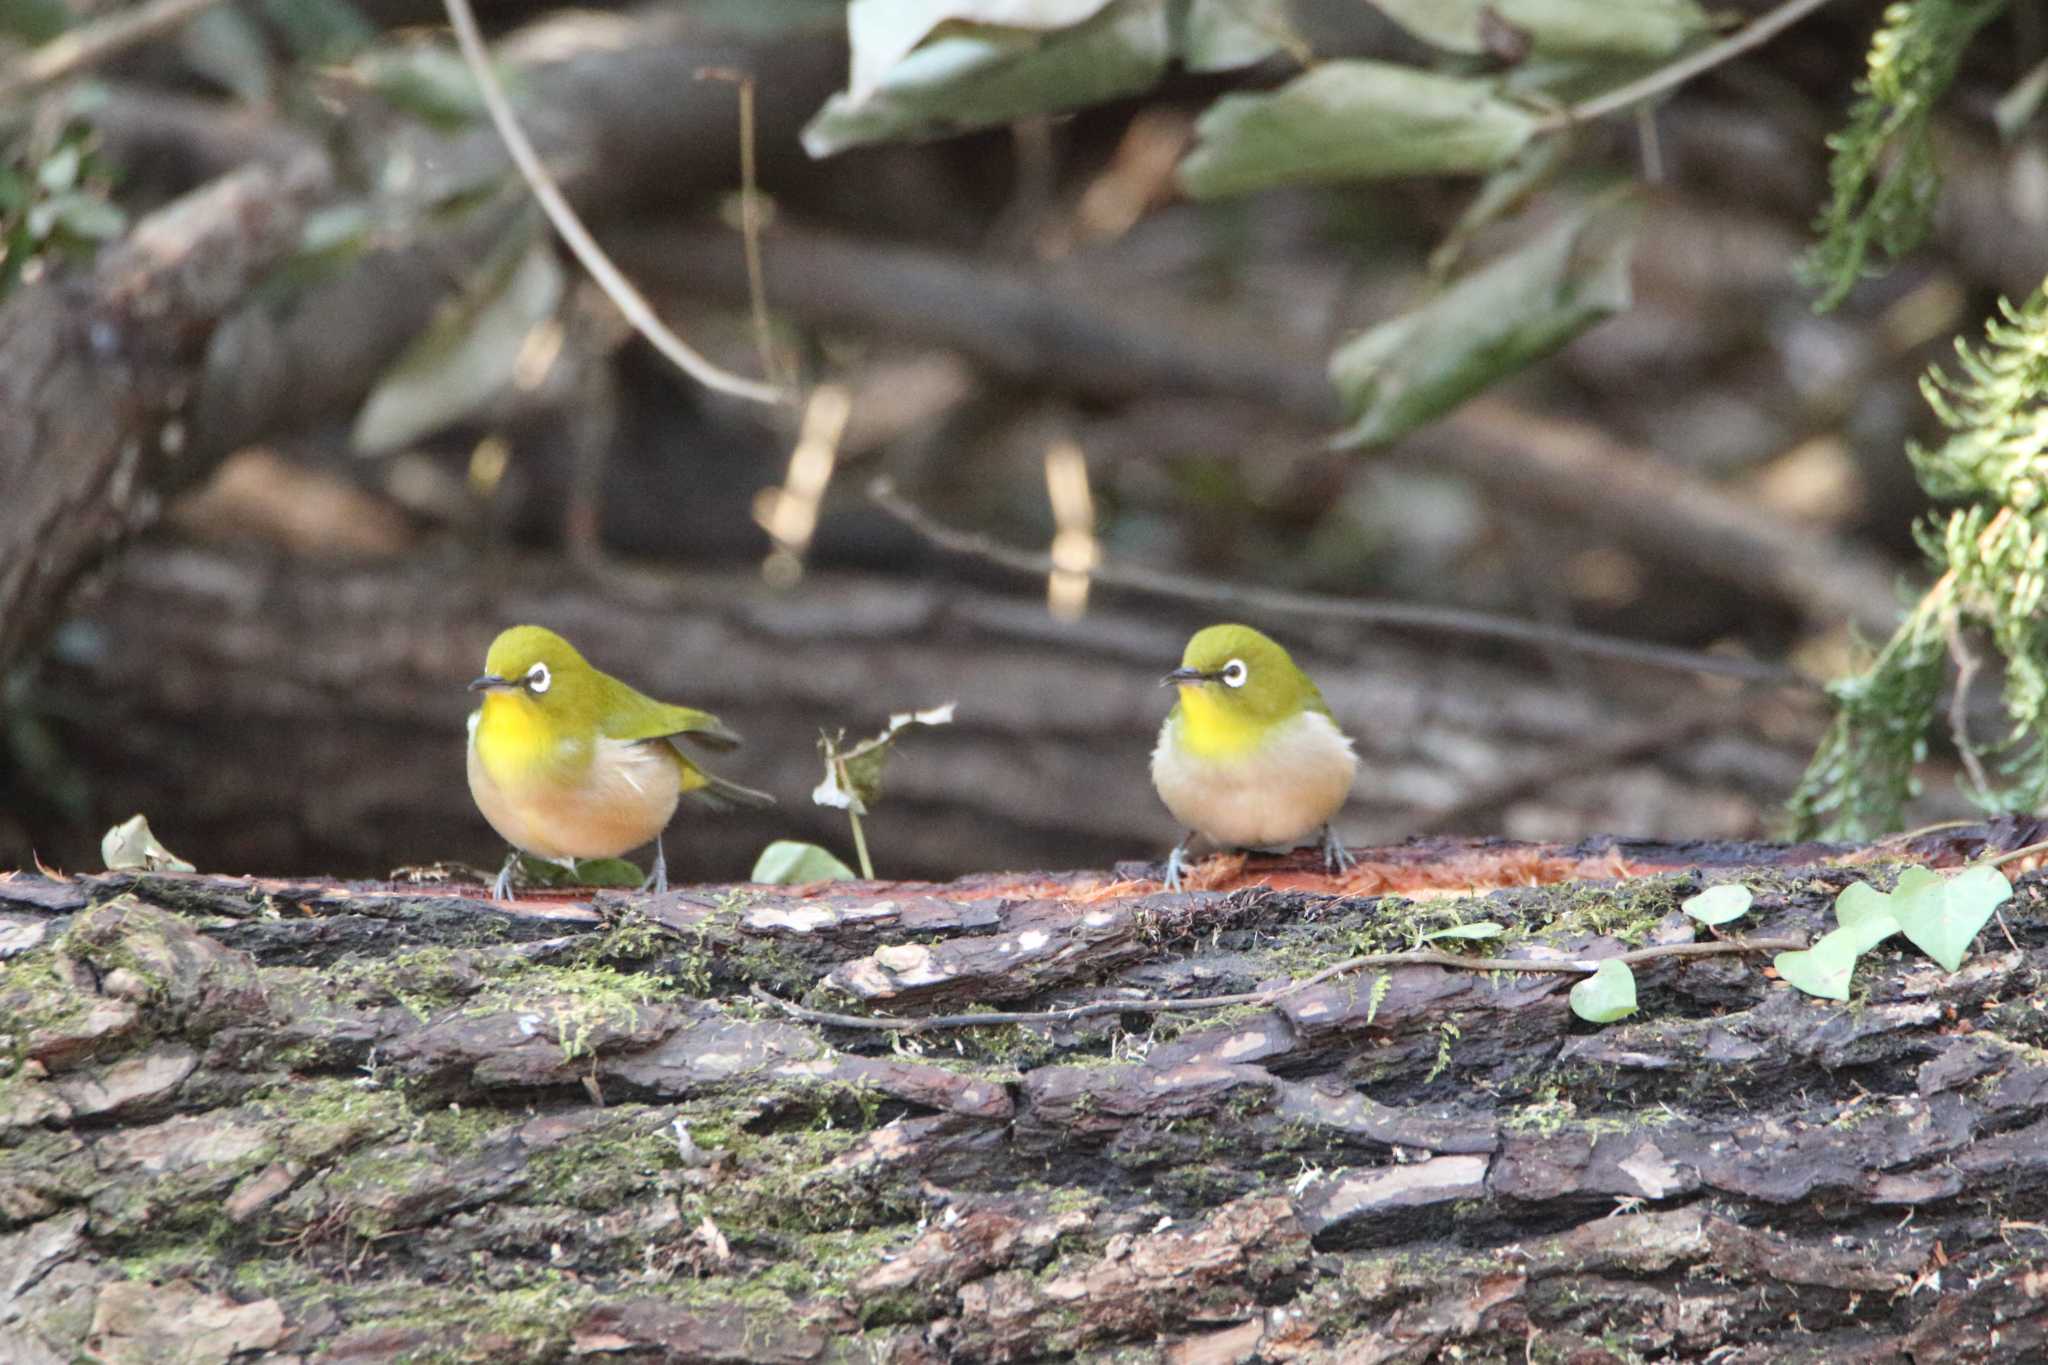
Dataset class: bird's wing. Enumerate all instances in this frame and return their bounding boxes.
[599,683,744,752]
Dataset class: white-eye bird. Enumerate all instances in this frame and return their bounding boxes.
[465,625,773,900]
[1150,624,1358,890]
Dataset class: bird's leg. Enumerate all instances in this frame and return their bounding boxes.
[1320,824,1356,876]
[640,837,668,896]
[1163,832,1198,892]
[491,849,520,902]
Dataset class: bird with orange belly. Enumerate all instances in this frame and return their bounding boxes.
[465,626,773,900]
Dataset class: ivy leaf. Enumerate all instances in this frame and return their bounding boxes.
[751,840,857,885]
[1889,864,2010,972]
[1416,921,1505,945]
[1568,959,1636,1023]
[1832,879,1903,952]
[1774,927,1866,1001]
[1682,884,1752,926]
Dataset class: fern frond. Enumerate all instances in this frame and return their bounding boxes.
[1791,277,2048,837]
[1799,0,2008,312]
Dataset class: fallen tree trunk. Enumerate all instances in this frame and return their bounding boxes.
[3,821,2046,1362]
[16,539,1820,879]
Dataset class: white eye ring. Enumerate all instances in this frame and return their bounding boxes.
[526,662,551,694]
[1221,659,1248,688]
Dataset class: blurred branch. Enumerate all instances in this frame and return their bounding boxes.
[1551,0,1842,128]
[1414,399,1907,634]
[753,936,1809,1034]
[622,221,1905,634]
[0,0,224,103]
[0,160,324,671]
[439,0,790,408]
[696,67,792,396]
[869,476,1811,688]
[1412,700,1735,833]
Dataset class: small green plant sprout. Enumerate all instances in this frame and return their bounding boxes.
[751,840,856,886]
[101,814,195,873]
[1569,960,1637,1024]
[1682,883,1752,926]
[1413,921,1505,948]
[812,703,955,879]
[1775,862,2013,1001]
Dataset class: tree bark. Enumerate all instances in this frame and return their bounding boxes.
[0,161,322,671]
[3,819,2044,1361]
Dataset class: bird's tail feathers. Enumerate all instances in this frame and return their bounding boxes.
[683,769,777,812]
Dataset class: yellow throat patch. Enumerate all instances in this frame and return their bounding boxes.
[475,690,564,786]
[1173,684,1270,760]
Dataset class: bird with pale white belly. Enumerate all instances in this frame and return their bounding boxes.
[1150,624,1358,890]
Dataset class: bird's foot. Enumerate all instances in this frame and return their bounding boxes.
[638,839,669,896]
[490,849,520,902]
[1162,834,1196,892]
[1321,825,1356,877]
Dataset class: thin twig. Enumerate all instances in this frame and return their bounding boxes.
[1945,611,1994,800]
[1548,0,1840,129]
[696,67,790,395]
[439,0,789,408]
[752,936,1807,1034]
[1978,838,2048,870]
[870,476,1811,689]
[0,0,224,103]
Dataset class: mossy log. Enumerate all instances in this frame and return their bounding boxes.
[4,824,2048,1362]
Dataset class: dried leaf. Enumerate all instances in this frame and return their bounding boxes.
[1367,0,1709,59]
[351,224,563,454]
[101,815,195,874]
[1177,61,1540,199]
[1330,189,1636,447]
[814,704,957,815]
[804,0,1168,157]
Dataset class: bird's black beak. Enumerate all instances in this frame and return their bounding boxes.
[1160,666,1215,688]
[468,673,512,693]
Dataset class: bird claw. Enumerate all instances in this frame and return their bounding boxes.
[1162,835,1195,892]
[490,850,520,902]
[1321,825,1356,876]
[638,839,668,896]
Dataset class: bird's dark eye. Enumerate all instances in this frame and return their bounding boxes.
[526,662,552,694]
[1222,659,1248,688]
